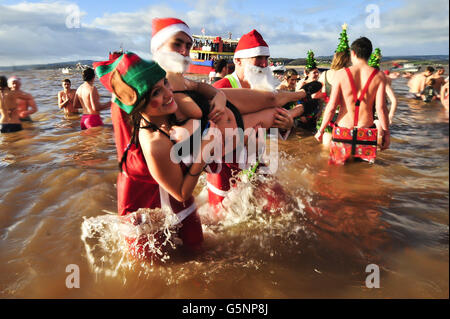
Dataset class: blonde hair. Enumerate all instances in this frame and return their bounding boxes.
[330,51,351,70]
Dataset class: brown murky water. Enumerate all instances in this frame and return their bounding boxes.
[0,68,448,298]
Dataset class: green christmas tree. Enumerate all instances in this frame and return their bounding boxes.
[368,48,382,69]
[306,50,317,70]
[335,23,350,53]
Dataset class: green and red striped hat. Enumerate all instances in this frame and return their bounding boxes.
[93,52,166,114]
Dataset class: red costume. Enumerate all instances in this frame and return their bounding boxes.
[329,68,379,165]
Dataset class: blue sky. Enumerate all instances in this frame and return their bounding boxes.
[0,0,448,66]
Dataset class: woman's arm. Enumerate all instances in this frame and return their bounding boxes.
[139,121,217,202]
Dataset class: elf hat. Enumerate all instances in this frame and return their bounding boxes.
[93,52,166,114]
[335,23,350,53]
[151,17,193,54]
[234,29,270,59]
[368,48,382,69]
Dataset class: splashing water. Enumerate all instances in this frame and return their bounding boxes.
[81,207,182,279]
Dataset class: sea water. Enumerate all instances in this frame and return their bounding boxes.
[0,68,448,298]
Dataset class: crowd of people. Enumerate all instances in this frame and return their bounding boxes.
[1,17,448,260]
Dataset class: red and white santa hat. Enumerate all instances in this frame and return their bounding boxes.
[151,17,193,54]
[234,29,270,59]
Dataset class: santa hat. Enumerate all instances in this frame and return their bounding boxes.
[151,17,193,54]
[234,29,270,59]
[94,52,166,114]
[7,76,21,87]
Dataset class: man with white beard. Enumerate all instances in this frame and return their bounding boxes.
[149,19,322,215]
[214,29,304,132]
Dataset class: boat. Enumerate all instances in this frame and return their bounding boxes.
[391,62,420,73]
[61,67,71,74]
[270,64,286,73]
[188,34,238,74]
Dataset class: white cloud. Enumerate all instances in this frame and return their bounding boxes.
[0,0,448,66]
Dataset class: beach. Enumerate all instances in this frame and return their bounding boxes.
[0,66,448,298]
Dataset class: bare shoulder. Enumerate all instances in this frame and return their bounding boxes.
[139,129,172,157]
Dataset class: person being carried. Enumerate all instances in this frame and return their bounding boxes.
[0,76,22,133]
[7,76,38,122]
[58,79,80,117]
[421,78,440,103]
[407,66,434,99]
[73,67,111,130]
[315,37,390,165]
[150,19,322,213]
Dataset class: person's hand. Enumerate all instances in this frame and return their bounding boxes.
[380,131,390,150]
[314,129,324,143]
[389,112,394,125]
[209,90,226,123]
[273,108,293,130]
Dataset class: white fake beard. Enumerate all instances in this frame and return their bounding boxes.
[244,64,280,92]
[153,50,191,74]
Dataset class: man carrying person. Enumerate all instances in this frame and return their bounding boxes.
[7,76,38,122]
[315,37,390,165]
[73,67,110,130]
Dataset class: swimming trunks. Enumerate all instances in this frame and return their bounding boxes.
[0,123,23,133]
[329,68,379,165]
[80,114,103,130]
[19,116,32,122]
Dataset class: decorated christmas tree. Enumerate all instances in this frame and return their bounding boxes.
[335,23,350,53]
[306,50,317,70]
[368,48,382,69]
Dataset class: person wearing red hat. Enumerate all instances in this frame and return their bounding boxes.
[149,18,322,213]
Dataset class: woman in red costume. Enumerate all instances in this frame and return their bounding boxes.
[94,52,218,260]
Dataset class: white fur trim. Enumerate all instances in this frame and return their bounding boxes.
[151,23,193,54]
[206,181,230,198]
[234,46,270,59]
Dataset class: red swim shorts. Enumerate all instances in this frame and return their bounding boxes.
[80,114,104,130]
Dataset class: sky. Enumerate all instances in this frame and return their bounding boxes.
[0,0,448,66]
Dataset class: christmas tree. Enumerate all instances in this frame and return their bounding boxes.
[306,50,317,70]
[368,48,382,69]
[335,23,349,53]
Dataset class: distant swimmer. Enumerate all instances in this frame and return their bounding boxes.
[407,66,434,99]
[73,67,111,130]
[58,79,80,117]
[7,76,38,121]
[315,37,390,165]
[0,76,22,133]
